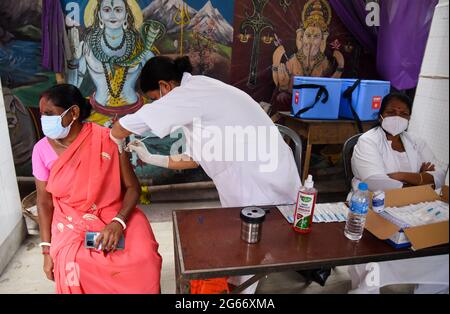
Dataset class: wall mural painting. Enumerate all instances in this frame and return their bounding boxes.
[1,0,377,184]
[0,1,49,176]
[63,0,235,185]
[143,0,234,82]
[230,0,379,113]
[66,0,165,127]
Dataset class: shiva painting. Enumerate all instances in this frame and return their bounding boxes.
[63,0,235,185]
[66,0,165,127]
[65,0,234,126]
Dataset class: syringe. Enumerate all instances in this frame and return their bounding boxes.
[124,135,153,152]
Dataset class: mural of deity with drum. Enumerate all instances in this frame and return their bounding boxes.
[63,0,235,185]
[67,0,165,127]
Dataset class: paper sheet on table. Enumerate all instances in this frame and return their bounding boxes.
[277,203,349,224]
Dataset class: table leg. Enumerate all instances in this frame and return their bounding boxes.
[179,278,191,294]
[174,249,191,293]
[173,224,181,294]
[229,273,269,294]
[173,221,190,294]
[303,143,312,182]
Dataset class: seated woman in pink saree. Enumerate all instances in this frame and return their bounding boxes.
[32,84,162,294]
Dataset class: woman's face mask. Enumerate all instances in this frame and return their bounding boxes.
[41,107,76,140]
[381,115,409,136]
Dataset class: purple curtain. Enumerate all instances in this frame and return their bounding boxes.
[328,0,378,53]
[330,0,438,90]
[41,0,65,73]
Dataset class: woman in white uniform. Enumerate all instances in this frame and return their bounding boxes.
[110,56,302,293]
[350,93,449,294]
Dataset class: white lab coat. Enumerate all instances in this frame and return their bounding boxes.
[120,73,301,207]
[349,127,449,294]
[351,127,447,192]
[120,73,302,294]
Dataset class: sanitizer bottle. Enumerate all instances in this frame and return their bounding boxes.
[293,175,317,234]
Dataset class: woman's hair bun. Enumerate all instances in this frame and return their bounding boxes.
[174,56,193,75]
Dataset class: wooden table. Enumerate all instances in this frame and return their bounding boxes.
[173,206,449,294]
[278,112,377,182]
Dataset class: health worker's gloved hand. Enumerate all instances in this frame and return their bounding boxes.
[127,141,170,168]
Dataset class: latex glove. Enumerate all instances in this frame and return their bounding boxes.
[127,141,170,168]
[109,131,126,154]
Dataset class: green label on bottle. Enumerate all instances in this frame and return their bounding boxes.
[294,192,316,230]
[295,215,311,229]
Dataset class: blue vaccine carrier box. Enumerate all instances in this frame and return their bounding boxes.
[339,79,391,121]
[291,76,342,120]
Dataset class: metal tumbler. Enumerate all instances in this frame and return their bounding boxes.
[240,207,266,244]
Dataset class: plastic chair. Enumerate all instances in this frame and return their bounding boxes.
[343,133,363,190]
[276,124,302,179]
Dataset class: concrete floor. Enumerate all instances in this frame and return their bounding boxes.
[0,200,415,294]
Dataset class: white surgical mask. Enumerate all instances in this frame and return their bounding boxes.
[41,107,75,140]
[381,116,409,136]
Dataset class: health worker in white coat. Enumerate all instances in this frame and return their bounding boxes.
[111,56,301,207]
[349,92,449,294]
[110,56,302,293]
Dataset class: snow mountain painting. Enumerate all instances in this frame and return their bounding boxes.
[142,0,235,82]
[143,0,234,45]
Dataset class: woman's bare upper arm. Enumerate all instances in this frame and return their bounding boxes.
[35,179,53,207]
[118,152,140,190]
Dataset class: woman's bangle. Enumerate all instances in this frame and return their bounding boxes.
[112,217,127,230]
[419,173,424,185]
[39,242,51,248]
[116,213,127,222]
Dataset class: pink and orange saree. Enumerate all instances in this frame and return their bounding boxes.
[46,122,161,294]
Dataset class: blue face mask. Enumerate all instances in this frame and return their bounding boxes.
[41,107,75,140]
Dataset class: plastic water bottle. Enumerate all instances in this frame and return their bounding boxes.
[344,182,370,241]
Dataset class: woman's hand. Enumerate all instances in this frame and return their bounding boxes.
[127,140,152,161]
[95,222,124,252]
[43,254,54,281]
[389,171,435,187]
[127,141,170,168]
[420,162,436,173]
[388,172,405,182]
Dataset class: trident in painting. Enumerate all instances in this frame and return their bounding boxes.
[173,0,192,56]
[239,0,274,88]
